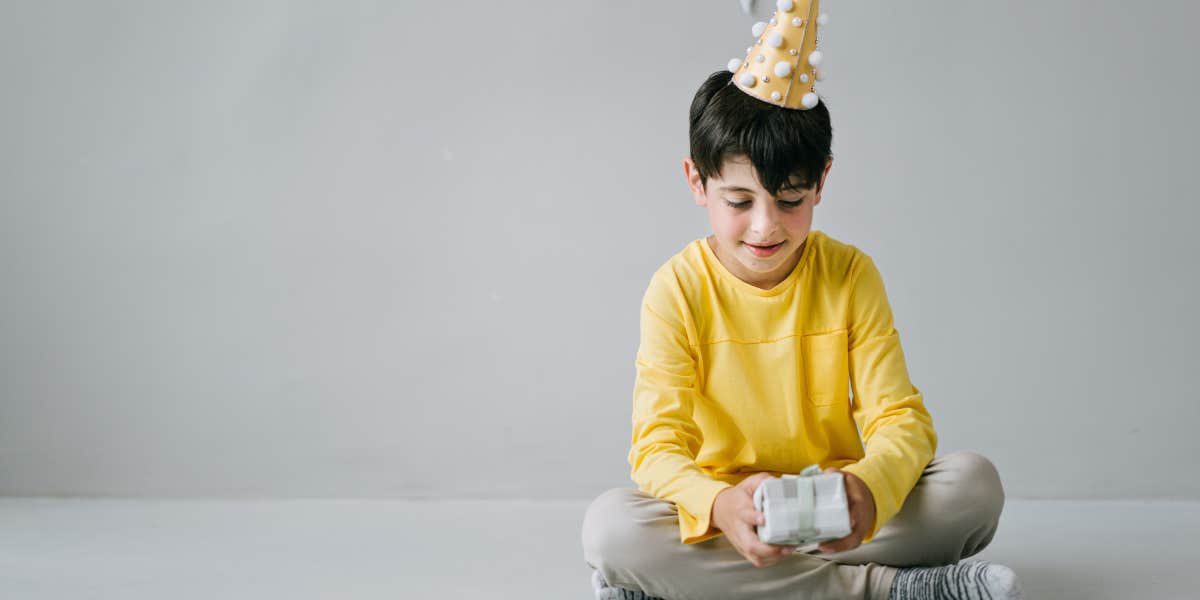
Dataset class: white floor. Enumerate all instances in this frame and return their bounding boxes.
[0,497,1196,599]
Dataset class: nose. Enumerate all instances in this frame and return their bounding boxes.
[749,201,781,239]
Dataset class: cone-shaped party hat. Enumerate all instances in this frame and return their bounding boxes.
[725,0,829,110]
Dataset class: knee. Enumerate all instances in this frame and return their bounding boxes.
[581,488,647,566]
[944,451,1005,524]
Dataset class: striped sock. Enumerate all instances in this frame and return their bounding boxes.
[591,568,667,600]
[889,559,1024,600]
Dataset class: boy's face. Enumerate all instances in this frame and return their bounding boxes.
[683,154,832,291]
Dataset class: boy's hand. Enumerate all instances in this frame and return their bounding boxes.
[816,467,876,554]
[711,472,797,568]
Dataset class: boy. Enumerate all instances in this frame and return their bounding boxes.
[581,3,1025,599]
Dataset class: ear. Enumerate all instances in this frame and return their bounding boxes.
[813,157,833,206]
[683,157,708,207]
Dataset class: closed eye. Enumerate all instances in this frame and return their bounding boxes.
[725,198,805,209]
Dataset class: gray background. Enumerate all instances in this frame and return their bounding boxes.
[1,0,1197,501]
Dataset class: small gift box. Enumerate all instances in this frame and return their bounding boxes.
[752,464,853,546]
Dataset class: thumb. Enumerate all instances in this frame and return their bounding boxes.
[742,472,774,489]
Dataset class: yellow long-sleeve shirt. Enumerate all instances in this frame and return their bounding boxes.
[628,230,937,545]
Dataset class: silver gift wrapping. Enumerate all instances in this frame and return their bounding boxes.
[752,466,853,545]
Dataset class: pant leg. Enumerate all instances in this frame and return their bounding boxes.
[811,451,1006,567]
[580,451,1005,600]
[581,490,897,600]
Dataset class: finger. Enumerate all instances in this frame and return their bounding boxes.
[733,542,768,568]
[819,535,861,554]
[734,520,764,552]
[739,473,771,493]
[817,533,851,552]
[831,532,855,545]
[749,540,787,561]
[742,508,764,526]
[758,541,794,562]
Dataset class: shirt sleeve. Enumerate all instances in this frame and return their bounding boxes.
[627,274,733,545]
[838,253,938,544]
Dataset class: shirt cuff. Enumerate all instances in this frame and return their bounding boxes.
[675,478,735,544]
[838,460,890,544]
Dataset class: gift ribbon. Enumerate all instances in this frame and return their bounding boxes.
[784,474,820,540]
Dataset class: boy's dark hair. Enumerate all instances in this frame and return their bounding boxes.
[688,69,833,196]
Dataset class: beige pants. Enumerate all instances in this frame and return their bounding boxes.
[581,451,1005,600]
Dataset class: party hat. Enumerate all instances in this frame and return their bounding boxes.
[724,0,829,110]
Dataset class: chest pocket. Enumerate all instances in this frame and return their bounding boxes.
[801,330,849,406]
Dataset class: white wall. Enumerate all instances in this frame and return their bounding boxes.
[1,0,1197,500]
